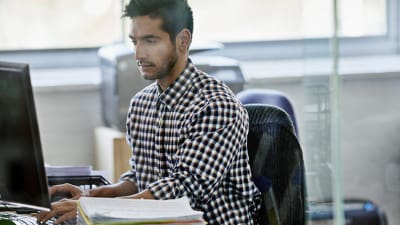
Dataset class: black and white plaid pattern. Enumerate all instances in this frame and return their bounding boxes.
[121,60,261,225]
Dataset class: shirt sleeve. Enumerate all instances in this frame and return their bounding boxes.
[118,159,137,184]
[146,96,249,207]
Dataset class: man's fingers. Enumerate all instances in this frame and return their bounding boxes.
[52,200,79,225]
[36,211,48,222]
[37,209,57,223]
[49,183,72,195]
[54,211,77,225]
[37,201,64,222]
[49,183,83,199]
[37,199,78,223]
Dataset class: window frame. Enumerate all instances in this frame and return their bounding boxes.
[211,0,399,61]
[0,0,398,68]
[0,48,99,68]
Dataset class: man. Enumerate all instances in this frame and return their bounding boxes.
[38,0,261,224]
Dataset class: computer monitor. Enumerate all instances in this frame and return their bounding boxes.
[0,61,51,212]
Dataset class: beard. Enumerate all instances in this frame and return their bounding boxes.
[139,50,179,81]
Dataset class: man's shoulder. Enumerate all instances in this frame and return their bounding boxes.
[189,68,244,111]
[191,68,235,98]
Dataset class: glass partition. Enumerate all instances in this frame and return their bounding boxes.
[302,0,345,224]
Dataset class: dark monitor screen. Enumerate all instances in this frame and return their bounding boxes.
[0,61,50,211]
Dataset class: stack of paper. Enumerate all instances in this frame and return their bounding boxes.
[45,165,92,176]
[77,197,205,225]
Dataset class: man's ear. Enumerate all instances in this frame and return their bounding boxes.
[177,29,191,51]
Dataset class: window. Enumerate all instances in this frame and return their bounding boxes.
[0,0,397,65]
[0,0,122,50]
[190,0,387,43]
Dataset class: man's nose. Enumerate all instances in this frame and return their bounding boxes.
[134,44,145,60]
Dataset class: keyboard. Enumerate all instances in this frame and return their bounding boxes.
[0,212,75,225]
[0,211,53,225]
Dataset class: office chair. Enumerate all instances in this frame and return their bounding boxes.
[245,104,306,225]
[237,89,299,136]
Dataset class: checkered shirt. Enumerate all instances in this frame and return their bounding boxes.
[120,60,261,225]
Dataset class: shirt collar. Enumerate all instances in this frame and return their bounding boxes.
[158,58,196,109]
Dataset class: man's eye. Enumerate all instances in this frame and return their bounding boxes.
[146,39,156,44]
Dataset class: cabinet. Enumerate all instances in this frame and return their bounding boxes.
[94,126,131,183]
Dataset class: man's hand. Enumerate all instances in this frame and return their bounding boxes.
[37,181,138,224]
[36,183,83,224]
[37,199,78,225]
[49,183,85,200]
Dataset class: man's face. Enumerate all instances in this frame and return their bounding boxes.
[129,15,178,81]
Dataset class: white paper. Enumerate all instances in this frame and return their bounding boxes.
[45,165,92,176]
[79,197,203,223]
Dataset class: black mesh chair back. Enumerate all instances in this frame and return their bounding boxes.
[245,104,305,225]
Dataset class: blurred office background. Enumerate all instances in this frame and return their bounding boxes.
[0,0,399,224]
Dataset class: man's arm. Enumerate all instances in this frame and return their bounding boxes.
[119,189,155,199]
[88,180,138,197]
[37,180,139,225]
[47,180,138,199]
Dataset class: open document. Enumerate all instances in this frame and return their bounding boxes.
[77,197,205,225]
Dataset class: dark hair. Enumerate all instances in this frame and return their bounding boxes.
[123,0,194,42]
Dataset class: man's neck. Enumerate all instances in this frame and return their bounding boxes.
[157,57,188,91]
